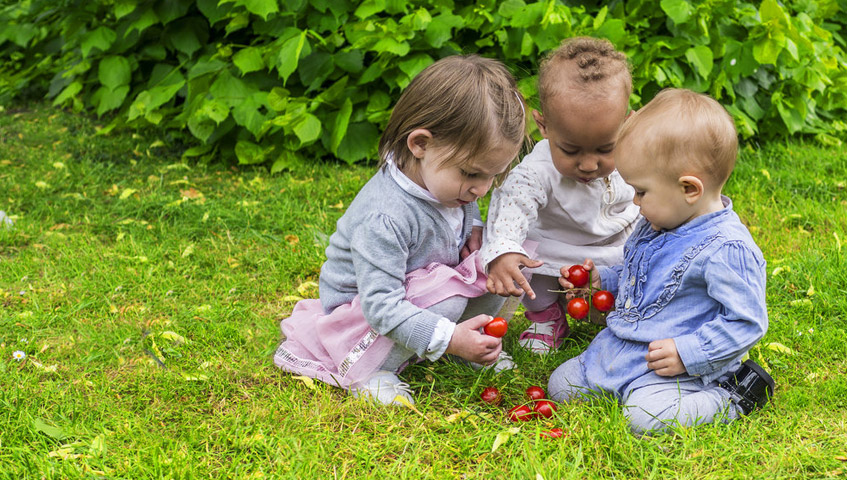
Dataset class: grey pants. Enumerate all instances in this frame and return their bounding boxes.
[380,293,507,372]
[521,273,563,313]
[548,356,741,435]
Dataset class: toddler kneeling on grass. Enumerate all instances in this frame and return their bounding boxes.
[548,88,774,435]
[274,55,528,406]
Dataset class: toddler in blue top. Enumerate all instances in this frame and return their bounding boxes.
[548,88,774,435]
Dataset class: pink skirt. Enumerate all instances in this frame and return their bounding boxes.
[273,251,490,388]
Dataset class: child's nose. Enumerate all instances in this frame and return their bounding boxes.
[578,155,600,172]
[470,178,494,197]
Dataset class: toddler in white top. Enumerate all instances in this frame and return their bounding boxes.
[482,37,641,353]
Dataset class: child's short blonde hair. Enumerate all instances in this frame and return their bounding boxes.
[537,37,632,112]
[617,88,738,188]
[378,55,527,175]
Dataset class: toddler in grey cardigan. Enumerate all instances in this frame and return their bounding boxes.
[275,55,529,406]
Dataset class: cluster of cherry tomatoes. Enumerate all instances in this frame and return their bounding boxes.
[564,265,615,321]
[480,385,565,439]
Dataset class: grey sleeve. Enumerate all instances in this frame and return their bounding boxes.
[350,213,443,357]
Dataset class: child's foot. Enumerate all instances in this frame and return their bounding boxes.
[349,370,414,406]
[519,302,570,354]
[719,360,775,415]
[469,350,516,373]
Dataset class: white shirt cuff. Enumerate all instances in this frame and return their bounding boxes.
[424,317,456,361]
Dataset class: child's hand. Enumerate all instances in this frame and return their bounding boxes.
[445,314,503,365]
[558,259,602,290]
[460,226,483,259]
[487,253,544,299]
[645,338,686,376]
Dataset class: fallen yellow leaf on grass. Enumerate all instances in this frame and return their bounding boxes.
[296,281,318,297]
[765,342,795,355]
[445,410,473,423]
[119,188,137,200]
[393,395,424,416]
[292,376,317,390]
[491,427,521,453]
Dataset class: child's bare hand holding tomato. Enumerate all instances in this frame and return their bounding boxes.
[645,338,686,376]
[460,226,483,259]
[445,314,503,365]
[487,253,544,299]
[558,259,602,290]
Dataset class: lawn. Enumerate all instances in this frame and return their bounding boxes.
[1,105,846,479]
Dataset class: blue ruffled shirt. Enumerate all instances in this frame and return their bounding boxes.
[589,196,768,392]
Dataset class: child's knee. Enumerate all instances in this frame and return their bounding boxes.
[624,405,671,435]
[547,358,585,402]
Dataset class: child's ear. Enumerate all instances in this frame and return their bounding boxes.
[406,128,432,159]
[531,110,549,138]
[679,175,704,204]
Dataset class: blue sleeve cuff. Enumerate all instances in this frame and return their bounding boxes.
[598,266,620,294]
[675,333,710,376]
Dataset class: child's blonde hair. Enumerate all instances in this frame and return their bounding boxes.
[617,88,738,187]
[378,55,527,176]
[537,37,632,112]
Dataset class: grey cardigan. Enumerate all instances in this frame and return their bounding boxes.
[319,167,481,357]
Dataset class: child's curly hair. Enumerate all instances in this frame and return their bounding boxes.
[538,37,632,111]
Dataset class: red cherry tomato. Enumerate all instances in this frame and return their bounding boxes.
[592,290,615,312]
[480,387,502,405]
[507,405,535,422]
[525,385,546,400]
[483,317,508,338]
[533,399,558,418]
[567,265,589,288]
[567,297,589,320]
[540,428,565,439]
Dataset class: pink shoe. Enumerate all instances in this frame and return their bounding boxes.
[519,302,570,354]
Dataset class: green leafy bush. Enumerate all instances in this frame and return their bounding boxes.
[1,0,845,169]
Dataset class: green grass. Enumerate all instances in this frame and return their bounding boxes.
[1,105,846,479]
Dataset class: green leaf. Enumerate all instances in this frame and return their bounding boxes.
[372,36,410,56]
[198,98,230,124]
[331,98,353,153]
[425,12,464,48]
[209,69,248,107]
[233,93,268,136]
[115,0,137,19]
[81,27,117,58]
[128,80,186,121]
[354,0,386,19]
[197,0,228,25]
[96,85,130,115]
[189,58,226,80]
[753,33,785,65]
[267,87,290,111]
[242,0,280,20]
[53,81,83,106]
[125,8,159,36]
[167,19,205,57]
[233,47,266,75]
[99,56,131,89]
[759,0,788,24]
[277,31,308,84]
[298,52,335,91]
[660,0,693,25]
[336,121,379,163]
[235,140,266,164]
[335,50,364,73]
[33,418,67,440]
[498,0,527,18]
[398,53,433,79]
[685,45,713,79]
[293,113,322,145]
[155,0,191,24]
